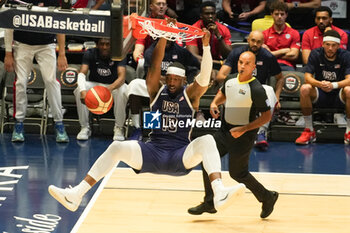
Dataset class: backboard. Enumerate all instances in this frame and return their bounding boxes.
[111,0,148,61]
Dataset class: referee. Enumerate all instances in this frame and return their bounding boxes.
[216,30,283,151]
[188,51,279,218]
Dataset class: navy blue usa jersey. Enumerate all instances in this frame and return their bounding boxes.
[149,85,195,148]
[305,47,350,82]
[82,48,127,84]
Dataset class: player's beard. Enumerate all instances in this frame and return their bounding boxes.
[249,46,259,54]
[325,51,336,60]
[318,23,326,32]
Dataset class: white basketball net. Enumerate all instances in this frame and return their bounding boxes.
[138,20,203,42]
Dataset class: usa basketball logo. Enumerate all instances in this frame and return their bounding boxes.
[282,73,301,94]
[143,110,161,129]
[60,67,78,87]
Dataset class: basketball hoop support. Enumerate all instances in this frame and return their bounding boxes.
[110,2,124,61]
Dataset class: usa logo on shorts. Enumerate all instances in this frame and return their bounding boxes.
[143,110,161,129]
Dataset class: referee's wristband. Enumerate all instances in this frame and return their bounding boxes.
[332,82,339,89]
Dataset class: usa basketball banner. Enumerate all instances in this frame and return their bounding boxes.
[0,5,110,37]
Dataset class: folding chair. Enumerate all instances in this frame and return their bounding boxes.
[0,64,48,134]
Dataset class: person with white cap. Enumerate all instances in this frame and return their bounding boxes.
[295,30,350,145]
[47,28,246,213]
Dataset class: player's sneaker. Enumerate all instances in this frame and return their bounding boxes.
[55,122,69,143]
[187,202,217,215]
[113,126,125,141]
[254,130,269,151]
[344,131,350,144]
[12,122,24,142]
[77,127,91,140]
[48,185,82,212]
[295,128,316,145]
[213,183,245,211]
[276,112,296,125]
[260,191,279,218]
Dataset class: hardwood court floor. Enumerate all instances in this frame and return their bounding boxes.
[75,168,350,233]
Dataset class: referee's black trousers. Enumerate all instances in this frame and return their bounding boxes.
[202,128,272,205]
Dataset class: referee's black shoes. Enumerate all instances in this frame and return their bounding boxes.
[260,191,279,218]
[187,202,217,215]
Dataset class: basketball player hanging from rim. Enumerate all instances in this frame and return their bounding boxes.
[48,21,246,212]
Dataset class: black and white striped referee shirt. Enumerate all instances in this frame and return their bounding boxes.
[221,74,270,129]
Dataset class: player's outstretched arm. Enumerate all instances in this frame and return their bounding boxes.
[186,29,212,104]
[146,37,167,102]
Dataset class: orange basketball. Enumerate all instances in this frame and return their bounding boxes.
[85,86,113,115]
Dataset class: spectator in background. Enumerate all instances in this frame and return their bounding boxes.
[133,0,169,64]
[262,1,300,71]
[252,0,291,31]
[295,30,350,145]
[216,31,283,151]
[187,1,232,73]
[280,0,321,29]
[4,0,69,143]
[204,0,223,12]
[133,0,182,79]
[219,0,266,27]
[74,38,128,141]
[301,6,348,65]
